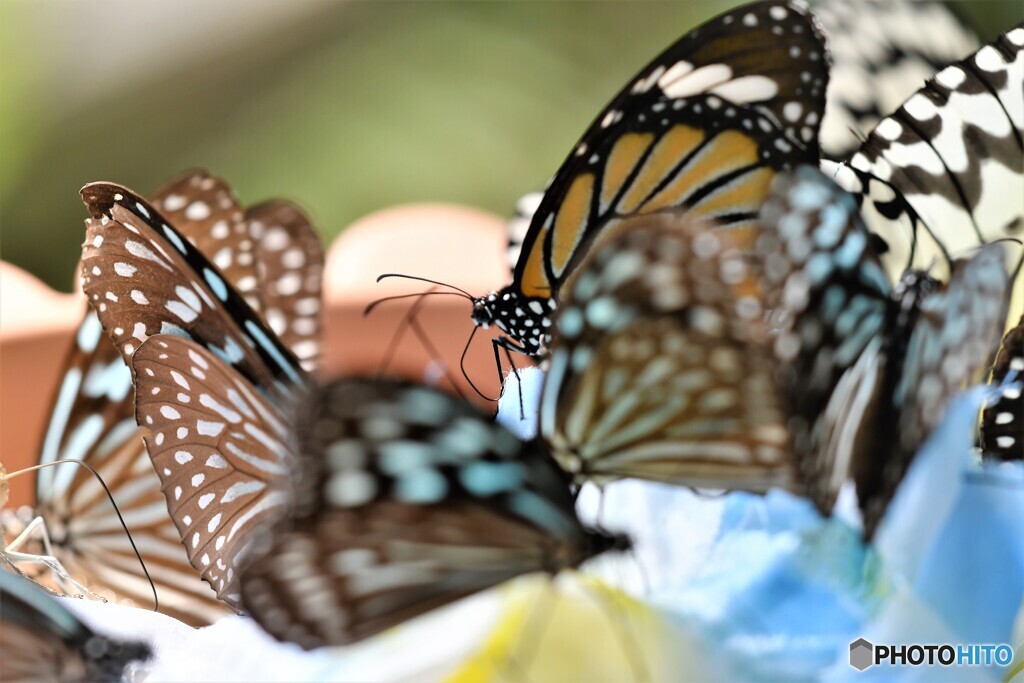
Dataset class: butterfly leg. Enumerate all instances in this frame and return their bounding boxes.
[3,516,106,601]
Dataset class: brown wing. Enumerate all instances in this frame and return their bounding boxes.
[132,335,295,607]
[541,212,795,490]
[246,201,324,373]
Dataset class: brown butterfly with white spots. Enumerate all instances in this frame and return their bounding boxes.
[981,314,1023,461]
[131,334,628,647]
[1,171,322,626]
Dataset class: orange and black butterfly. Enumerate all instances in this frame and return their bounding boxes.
[468,0,830,361]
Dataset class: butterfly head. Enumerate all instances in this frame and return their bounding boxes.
[586,527,633,558]
[471,287,554,357]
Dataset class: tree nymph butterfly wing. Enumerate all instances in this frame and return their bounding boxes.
[981,314,1023,460]
[234,378,627,649]
[245,201,325,373]
[468,0,830,359]
[827,25,1023,297]
[538,213,795,491]
[814,0,981,159]
[80,182,309,404]
[132,335,295,608]
[0,571,151,683]
[759,166,1010,537]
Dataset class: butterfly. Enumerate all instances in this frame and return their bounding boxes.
[813,0,981,160]
[467,0,829,362]
[981,314,1023,460]
[758,165,1010,537]
[826,25,1023,295]
[129,333,628,648]
[537,212,796,491]
[2,171,322,626]
[0,571,151,683]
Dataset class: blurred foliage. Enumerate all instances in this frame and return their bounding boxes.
[0,1,1018,291]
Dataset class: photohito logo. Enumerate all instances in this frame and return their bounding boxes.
[849,638,1013,670]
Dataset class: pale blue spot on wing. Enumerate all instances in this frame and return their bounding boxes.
[394,468,448,503]
[162,225,187,254]
[244,320,302,385]
[204,268,229,301]
[459,461,526,497]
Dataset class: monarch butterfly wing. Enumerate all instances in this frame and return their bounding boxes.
[240,379,615,648]
[80,182,308,404]
[518,100,815,303]
[815,0,981,159]
[831,26,1024,285]
[132,335,295,608]
[982,314,1024,460]
[245,201,325,373]
[149,170,263,311]
[758,166,893,513]
[512,0,829,300]
[0,572,151,683]
[539,213,794,491]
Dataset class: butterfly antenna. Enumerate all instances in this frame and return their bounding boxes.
[376,287,438,377]
[460,325,499,402]
[376,273,475,300]
[363,290,473,317]
[3,460,158,613]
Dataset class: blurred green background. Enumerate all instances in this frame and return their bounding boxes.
[0,1,1018,291]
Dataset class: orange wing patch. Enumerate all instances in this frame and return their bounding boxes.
[641,130,759,214]
[600,132,655,212]
[617,125,705,214]
[550,174,596,278]
[519,222,553,298]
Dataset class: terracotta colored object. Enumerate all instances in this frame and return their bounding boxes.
[0,204,526,508]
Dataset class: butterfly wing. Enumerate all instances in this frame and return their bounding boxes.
[830,26,1024,286]
[149,170,263,311]
[758,165,894,513]
[31,316,229,627]
[515,0,830,298]
[245,201,324,373]
[850,245,1010,534]
[539,213,794,490]
[982,314,1024,460]
[815,0,981,159]
[0,571,150,683]
[239,379,619,648]
[131,335,295,607]
[80,182,308,403]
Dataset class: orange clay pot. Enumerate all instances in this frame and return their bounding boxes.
[0,203,528,507]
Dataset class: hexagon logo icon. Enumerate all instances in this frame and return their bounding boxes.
[850,638,874,671]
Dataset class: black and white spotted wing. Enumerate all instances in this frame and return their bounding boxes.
[80,182,308,404]
[828,25,1023,288]
[982,315,1024,460]
[238,378,627,648]
[759,166,1009,537]
[0,571,151,683]
[815,0,981,159]
[131,335,295,608]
